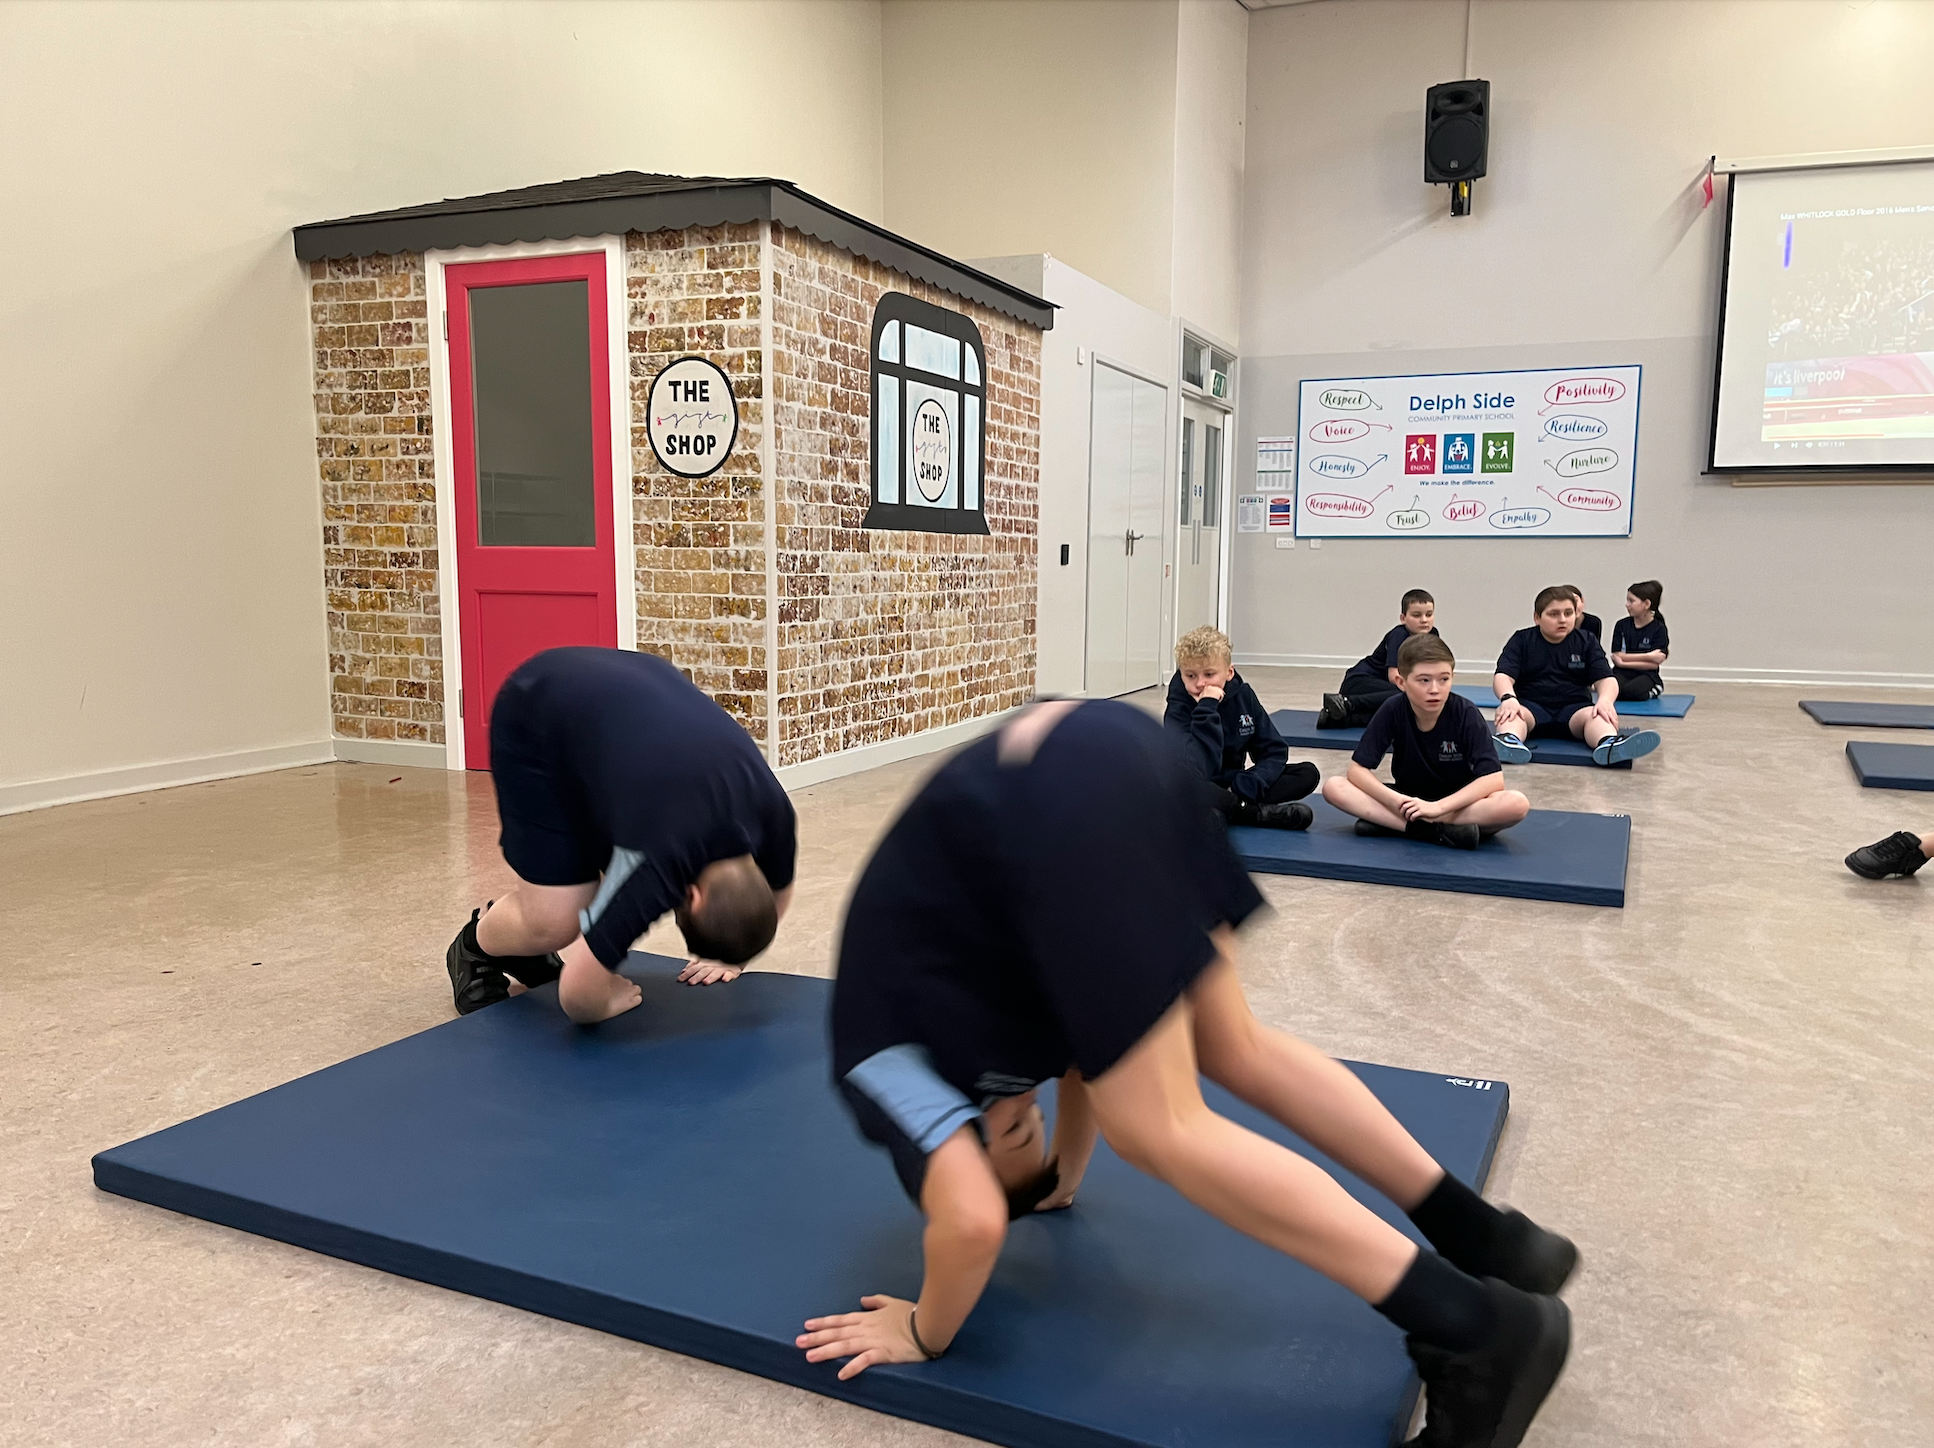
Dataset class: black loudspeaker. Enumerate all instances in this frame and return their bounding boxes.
[1424,79,1489,183]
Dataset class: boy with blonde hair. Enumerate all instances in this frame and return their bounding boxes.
[1165,625,1317,830]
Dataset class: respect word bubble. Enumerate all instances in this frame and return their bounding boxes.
[1442,498,1487,524]
[1552,448,1619,477]
[1304,493,1374,519]
[1558,487,1622,511]
[1308,453,1373,479]
[1386,508,1430,530]
[1491,506,1551,530]
[1318,388,1373,411]
[1543,414,1609,442]
[1309,418,1370,443]
[1542,377,1626,406]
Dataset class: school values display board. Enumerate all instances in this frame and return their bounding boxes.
[1292,366,1642,539]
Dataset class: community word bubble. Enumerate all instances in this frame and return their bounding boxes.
[1557,487,1622,511]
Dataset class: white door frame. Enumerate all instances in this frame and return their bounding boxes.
[1081,353,1172,696]
[1172,320,1238,640]
[424,235,634,770]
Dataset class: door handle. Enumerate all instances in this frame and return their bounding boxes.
[1125,529,1145,555]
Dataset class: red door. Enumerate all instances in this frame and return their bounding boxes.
[447,253,617,768]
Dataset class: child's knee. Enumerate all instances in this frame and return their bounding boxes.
[1319,774,1349,805]
[1500,790,1531,822]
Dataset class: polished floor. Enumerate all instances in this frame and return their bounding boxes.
[4,668,1929,1448]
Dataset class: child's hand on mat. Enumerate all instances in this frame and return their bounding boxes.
[677,959,743,986]
[1035,1178,1079,1212]
[798,1294,927,1378]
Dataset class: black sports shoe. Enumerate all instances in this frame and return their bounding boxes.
[1317,693,1353,729]
[1255,801,1313,831]
[1458,1211,1579,1297]
[446,908,509,1015]
[1408,819,1481,850]
[1845,831,1928,879]
[1355,819,1402,838]
[1406,1280,1570,1448]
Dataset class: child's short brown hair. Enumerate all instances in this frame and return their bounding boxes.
[1534,585,1574,617]
[1174,626,1233,667]
[1397,634,1456,675]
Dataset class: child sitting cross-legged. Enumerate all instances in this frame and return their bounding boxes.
[1321,634,1530,850]
[1165,625,1319,831]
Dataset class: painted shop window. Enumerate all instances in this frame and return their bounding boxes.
[865,293,989,535]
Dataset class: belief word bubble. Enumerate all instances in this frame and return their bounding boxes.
[1442,498,1487,523]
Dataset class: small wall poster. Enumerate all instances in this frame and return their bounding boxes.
[1236,495,1265,532]
[647,357,739,478]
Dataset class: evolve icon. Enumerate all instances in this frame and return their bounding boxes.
[1481,432,1515,473]
[1403,434,1437,474]
[1441,433,1474,474]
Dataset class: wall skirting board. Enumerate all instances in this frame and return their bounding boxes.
[332,738,449,769]
[773,707,1019,793]
[0,741,337,817]
[1236,655,1934,691]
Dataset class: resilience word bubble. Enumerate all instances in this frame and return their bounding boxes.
[1307,453,1384,479]
[1386,507,1430,530]
[1304,493,1375,519]
[1542,377,1626,407]
[1558,487,1622,511]
[1549,448,1619,477]
[1491,506,1551,530]
[1543,414,1609,441]
[1442,497,1487,523]
[1309,417,1372,443]
[1318,388,1373,411]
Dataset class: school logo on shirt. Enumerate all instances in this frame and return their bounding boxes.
[1438,740,1463,761]
[1239,713,1254,736]
[1442,434,1474,473]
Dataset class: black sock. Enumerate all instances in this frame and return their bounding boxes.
[1375,1249,1497,1352]
[1408,1171,1503,1271]
[463,908,501,960]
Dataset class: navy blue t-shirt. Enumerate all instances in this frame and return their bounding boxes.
[1611,612,1670,660]
[1345,624,1441,683]
[1495,625,1614,712]
[833,701,1265,1101]
[490,648,796,965]
[1352,692,1501,801]
[1576,613,1604,645]
[1163,670,1288,801]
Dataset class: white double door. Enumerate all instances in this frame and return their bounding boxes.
[1085,362,1169,698]
[1174,397,1226,639]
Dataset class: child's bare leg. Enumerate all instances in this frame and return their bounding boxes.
[1493,700,1536,738]
[1321,774,1406,830]
[1444,790,1530,828]
[476,880,594,956]
[1571,709,1617,746]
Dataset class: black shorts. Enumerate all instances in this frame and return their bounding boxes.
[1520,699,1590,739]
[489,673,609,886]
[839,1047,990,1203]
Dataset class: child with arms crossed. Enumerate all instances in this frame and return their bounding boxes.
[1608,580,1669,702]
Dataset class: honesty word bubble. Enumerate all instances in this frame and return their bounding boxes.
[1308,454,1373,479]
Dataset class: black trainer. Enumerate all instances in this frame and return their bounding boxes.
[1406,1280,1570,1448]
[1255,801,1313,831]
[1355,819,1402,838]
[1845,831,1928,880]
[1460,1211,1579,1297]
[1408,819,1481,850]
[446,908,508,1015]
[1317,693,1353,729]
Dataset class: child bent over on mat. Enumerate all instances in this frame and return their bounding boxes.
[1165,625,1318,830]
[1491,586,1661,768]
[1321,634,1529,850]
[442,647,795,1023]
[800,699,1575,1448]
[1319,588,1442,729]
[1608,579,1670,702]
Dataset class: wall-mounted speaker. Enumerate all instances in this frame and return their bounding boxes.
[1424,79,1490,184]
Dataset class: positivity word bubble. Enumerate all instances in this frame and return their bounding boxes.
[1309,417,1371,443]
[1542,376,1626,407]
[1304,493,1374,519]
[1549,447,1618,477]
[1318,387,1373,411]
[1443,497,1487,523]
[1491,506,1551,530]
[1308,453,1376,479]
[1543,413,1609,442]
[1558,487,1622,511]
[1386,507,1430,531]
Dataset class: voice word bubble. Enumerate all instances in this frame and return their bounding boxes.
[1542,377,1626,406]
[1304,493,1374,519]
[1443,498,1487,523]
[1491,507,1551,530]
[1551,448,1618,477]
[1309,418,1370,443]
[1558,487,1622,511]
[1308,453,1373,479]
[1543,414,1609,441]
[1387,508,1430,530]
[1318,388,1373,411]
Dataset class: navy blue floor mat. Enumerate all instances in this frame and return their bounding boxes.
[1847,740,1934,791]
[94,957,1512,1448]
[1454,684,1693,717]
[1801,700,1934,729]
[1232,798,1629,907]
[1273,709,1633,770]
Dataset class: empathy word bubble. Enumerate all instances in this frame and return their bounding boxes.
[1387,508,1430,530]
[1543,377,1626,406]
[1309,418,1371,443]
[1309,453,1373,479]
[1543,413,1608,441]
[1491,507,1551,530]
[1443,498,1487,523]
[1551,448,1618,477]
[1558,487,1621,511]
[1304,492,1374,519]
[1318,388,1373,411]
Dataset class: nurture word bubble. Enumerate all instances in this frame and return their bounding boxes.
[1318,388,1373,411]
[1542,377,1626,406]
[1442,498,1487,523]
[1491,506,1551,530]
[1543,414,1608,441]
[1309,418,1371,443]
[1550,448,1619,477]
[1308,453,1374,479]
[1386,508,1430,530]
[1304,493,1374,519]
[1558,487,1622,511]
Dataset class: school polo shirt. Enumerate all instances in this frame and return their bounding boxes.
[1345,624,1441,683]
[1352,692,1502,802]
[490,647,796,966]
[1495,626,1614,712]
[833,701,1265,1104]
[1611,613,1670,659]
[1163,670,1290,801]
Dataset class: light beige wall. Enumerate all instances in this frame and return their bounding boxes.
[1231,0,1934,684]
[1170,0,1249,344]
[0,0,884,804]
[882,0,1182,316]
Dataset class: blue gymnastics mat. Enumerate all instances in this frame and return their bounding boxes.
[1801,700,1934,729]
[1273,709,1633,770]
[94,956,1512,1448]
[1232,798,1629,908]
[1453,684,1693,718]
[1847,740,1934,791]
